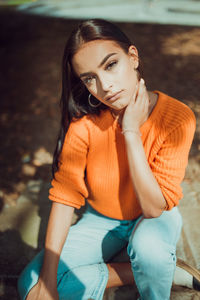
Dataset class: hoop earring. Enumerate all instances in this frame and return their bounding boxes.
[88,94,101,108]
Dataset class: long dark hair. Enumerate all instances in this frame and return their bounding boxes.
[52,19,139,176]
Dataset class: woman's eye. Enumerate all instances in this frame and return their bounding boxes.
[83,76,94,85]
[106,61,117,70]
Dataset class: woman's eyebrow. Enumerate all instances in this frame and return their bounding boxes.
[79,52,117,79]
[98,52,117,67]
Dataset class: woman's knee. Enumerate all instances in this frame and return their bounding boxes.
[127,209,181,272]
[127,233,176,274]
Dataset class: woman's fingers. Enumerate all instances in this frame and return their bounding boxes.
[135,78,149,109]
[122,77,150,129]
[132,80,139,103]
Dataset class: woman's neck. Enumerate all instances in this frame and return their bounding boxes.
[110,90,158,123]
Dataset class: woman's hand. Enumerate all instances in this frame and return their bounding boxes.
[26,279,59,300]
[122,78,149,133]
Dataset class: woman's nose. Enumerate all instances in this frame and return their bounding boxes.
[98,75,112,92]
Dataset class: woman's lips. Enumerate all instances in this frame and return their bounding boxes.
[107,91,122,103]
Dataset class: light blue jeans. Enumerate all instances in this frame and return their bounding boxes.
[18,204,182,300]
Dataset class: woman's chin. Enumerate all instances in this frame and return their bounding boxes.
[110,102,128,112]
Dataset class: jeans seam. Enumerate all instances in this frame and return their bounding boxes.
[173,209,183,246]
[90,263,109,300]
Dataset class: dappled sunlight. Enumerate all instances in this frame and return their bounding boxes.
[33,147,53,167]
[1,147,53,209]
[1,182,25,208]
[161,28,200,56]
[185,157,200,184]
[0,179,48,247]
[22,164,36,176]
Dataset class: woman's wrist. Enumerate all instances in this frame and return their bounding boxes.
[121,128,141,136]
[39,269,58,287]
[39,248,60,281]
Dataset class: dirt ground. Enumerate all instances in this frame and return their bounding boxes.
[0,7,200,300]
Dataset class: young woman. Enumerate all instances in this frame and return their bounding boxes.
[18,19,197,300]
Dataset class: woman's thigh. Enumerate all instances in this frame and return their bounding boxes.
[58,205,129,271]
[54,205,130,268]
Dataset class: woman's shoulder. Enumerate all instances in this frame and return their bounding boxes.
[154,91,196,127]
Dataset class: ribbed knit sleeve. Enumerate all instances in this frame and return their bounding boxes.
[150,111,196,210]
[49,118,89,208]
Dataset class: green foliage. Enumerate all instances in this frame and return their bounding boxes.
[0,0,37,6]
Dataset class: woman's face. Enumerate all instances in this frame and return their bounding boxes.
[72,40,139,112]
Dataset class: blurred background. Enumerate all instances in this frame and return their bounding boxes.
[0,1,200,299]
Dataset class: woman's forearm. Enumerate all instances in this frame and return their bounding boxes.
[40,202,74,282]
[124,132,166,218]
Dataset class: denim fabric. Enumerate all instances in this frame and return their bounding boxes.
[127,207,182,300]
[18,204,182,300]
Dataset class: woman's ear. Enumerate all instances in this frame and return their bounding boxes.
[128,45,139,69]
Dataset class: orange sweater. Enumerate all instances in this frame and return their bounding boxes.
[49,91,196,220]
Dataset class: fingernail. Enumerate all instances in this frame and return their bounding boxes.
[140,78,145,84]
